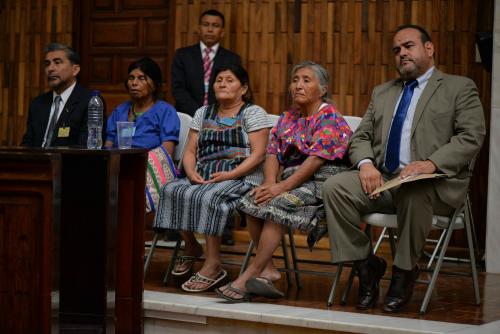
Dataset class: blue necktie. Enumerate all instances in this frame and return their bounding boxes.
[384,79,418,173]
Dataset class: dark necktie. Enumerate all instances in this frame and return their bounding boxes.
[44,95,62,148]
[384,79,418,173]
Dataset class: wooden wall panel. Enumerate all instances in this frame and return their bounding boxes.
[76,0,174,117]
[173,0,493,251]
[0,0,73,146]
[0,0,493,251]
[172,0,491,119]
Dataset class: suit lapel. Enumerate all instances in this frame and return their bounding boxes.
[41,93,53,128]
[212,47,224,77]
[381,81,404,149]
[410,70,443,137]
[191,45,204,89]
[56,84,81,127]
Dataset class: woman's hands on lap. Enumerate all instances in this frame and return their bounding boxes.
[251,182,288,206]
[207,171,235,183]
[186,170,207,184]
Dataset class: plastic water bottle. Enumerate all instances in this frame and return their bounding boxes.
[87,91,103,149]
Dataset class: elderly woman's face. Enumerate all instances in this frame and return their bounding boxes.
[214,70,248,103]
[127,68,155,100]
[290,67,325,107]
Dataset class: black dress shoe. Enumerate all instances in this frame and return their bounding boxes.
[383,265,420,313]
[356,255,387,310]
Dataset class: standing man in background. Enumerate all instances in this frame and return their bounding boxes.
[21,43,98,148]
[171,9,242,245]
[171,9,242,117]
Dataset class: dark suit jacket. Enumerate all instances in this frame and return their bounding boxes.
[21,83,95,147]
[171,43,241,116]
[349,69,486,208]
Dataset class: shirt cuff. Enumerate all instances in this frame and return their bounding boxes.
[357,159,373,170]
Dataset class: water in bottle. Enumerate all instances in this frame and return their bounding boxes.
[87,91,103,149]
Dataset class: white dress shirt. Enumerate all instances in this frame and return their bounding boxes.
[388,66,434,171]
[42,81,77,147]
[358,66,434,172]
[200,42,219,93]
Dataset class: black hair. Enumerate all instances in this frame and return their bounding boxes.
[199,9,225,28]
[395,24,432,43]
[125,57,163,100]
[44,43,80,65]
[212,63,254,103]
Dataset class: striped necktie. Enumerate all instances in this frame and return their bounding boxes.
[44,95,62,148]
[384,79,418,173]
[203,47,213,105]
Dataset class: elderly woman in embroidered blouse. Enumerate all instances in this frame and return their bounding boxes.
[153,63,272,292]
[216,61,353,302]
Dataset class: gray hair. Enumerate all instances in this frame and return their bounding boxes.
[44,43,80,65]
[291,60,329,100]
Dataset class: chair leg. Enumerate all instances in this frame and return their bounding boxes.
[388,228,397,259]
[287,228,302,289]
[419,224,454,315]
[281,235,293,286]
[426,229,446,270]
[240,240,254,275]
[465,209,481,305]
[465,194,481,268]
[162,238,182,286]
[373,227,387,254]
[341,265,357,305]
[144,232,160,278]
[327,263,343,307]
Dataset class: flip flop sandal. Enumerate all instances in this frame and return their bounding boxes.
[171,255,199,276]
[181,269,227,292]
[245,277,284,299]
[215,283,252,303]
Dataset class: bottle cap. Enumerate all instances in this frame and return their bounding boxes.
[92,90,100,97]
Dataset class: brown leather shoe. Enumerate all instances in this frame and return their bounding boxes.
[383,265,420,313]
[356,255,387,310]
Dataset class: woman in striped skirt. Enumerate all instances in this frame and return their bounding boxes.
[154,64,273,292]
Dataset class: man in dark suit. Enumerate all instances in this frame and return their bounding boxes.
[21,43,95,147]
[322,25,485,313]
[171,9,241,117]
[171,9,242,245]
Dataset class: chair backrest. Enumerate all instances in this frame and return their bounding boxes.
[174,112,193,163]
[344,115,362,132]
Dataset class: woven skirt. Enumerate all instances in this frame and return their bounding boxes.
[146,146,177,213]
[154,178,252,236]
[238,164,347,232]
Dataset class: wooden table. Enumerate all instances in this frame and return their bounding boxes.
[0,147,147,333]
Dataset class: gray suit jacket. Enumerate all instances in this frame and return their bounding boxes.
[349,69,486,207]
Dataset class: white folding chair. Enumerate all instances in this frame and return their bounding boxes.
[144,112,193,277]
[339,193,480,314]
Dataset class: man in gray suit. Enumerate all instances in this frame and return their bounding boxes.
[322,24,485,313]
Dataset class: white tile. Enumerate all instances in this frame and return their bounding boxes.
[195,300,285,322]
[143,291,479,334]
[302,310,474,334]
[144,291,217,315]
[493,3,500,107]
[486,107,500,273]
